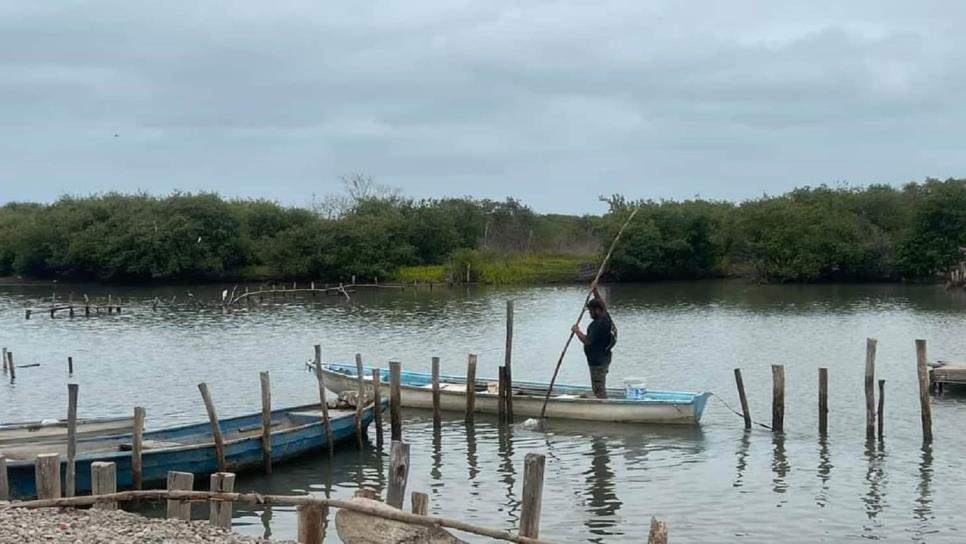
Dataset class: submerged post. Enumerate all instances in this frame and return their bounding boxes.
[648,517,668,544]
[733,368,751,430]
[132,407,145,490]
[865,338,877,440]
[67,356,73,375]
[166,471,194,520]
[372,369,384,447]
[771,365,785,433]
[877,379,885,440]
[7,351,15,382]
[520,452,546,539]
[916,339,933,443]
[91,462,117,510]
[209,472,236,529]
[313,345,334,457]
[411,491,429,515]
[386,440,410,509]
[431,357,441,431]
[818,368,829,436]
[465,354,477,424]
[505,300,514,420]
[259,371,272,474]
[498,366,507,423]
[66,383,79,497]
[197,383,227,473]
[35,453,61,500]
[2,347,6,375]
[389,361,402,442]
[354,353,365,449]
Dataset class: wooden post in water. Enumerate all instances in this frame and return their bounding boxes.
[209,472,235,529]
[297,505,326,544]
[197,383,227,473]
[0,455,8,500]
[771,365,785,433]
[431,357,441,431]
[916,339,933,443]
[877,379,885,440]
[91,462,117,510]
[498,366,507,423]
[505,300,514,420]
[465,354,477,424]
[865,338,878,440]
[818,368,829,436]
[372,369,384,447]
[7,351,15,382]
[313,345,334,457]
[733,368,751,430]
[389,361,402,442]
[647,517,668,544]
[67,356,73,375]
[411,491,429,515]
[132,407,145,490]
[166,471,194,520]
[355,353,365,449]
[259,371,272,474]
[386,440,410,509]
[2,347,6,375]
[519,452,546,539]
[35,454,61,499]
[66,383,78,497]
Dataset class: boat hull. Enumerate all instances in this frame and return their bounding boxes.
[0,417,133,446]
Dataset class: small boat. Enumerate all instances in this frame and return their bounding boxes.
[320,363,710,425]
[4,402,380,499]
[0,416,133,446]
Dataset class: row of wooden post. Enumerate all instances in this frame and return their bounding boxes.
[733,338,933,443]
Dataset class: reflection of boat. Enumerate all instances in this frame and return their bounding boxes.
[321,363,710,425]
[4,403,379,499]
[0,416,133,446]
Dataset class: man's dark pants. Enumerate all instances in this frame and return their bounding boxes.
[589,365,609,399]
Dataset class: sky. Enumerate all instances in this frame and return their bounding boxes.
[1,1,965,214]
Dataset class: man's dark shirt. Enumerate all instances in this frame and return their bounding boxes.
[584,312,616,367]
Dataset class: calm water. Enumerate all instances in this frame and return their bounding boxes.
[2,280,966,542]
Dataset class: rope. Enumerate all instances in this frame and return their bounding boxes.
[710,392,772,431]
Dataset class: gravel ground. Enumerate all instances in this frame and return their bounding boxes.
[0,507,297,543]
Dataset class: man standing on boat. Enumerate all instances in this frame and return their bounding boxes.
[572,282,617,399]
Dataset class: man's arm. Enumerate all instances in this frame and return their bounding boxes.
[571,324,589,345]
[591,280,603,303]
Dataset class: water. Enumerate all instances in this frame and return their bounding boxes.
[2,280,966,542]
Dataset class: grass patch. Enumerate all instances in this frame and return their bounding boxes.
[393,264,448,283]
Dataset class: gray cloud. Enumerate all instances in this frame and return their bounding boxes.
[2,1,965,213]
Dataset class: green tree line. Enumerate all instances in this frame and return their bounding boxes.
[1,178,964,283]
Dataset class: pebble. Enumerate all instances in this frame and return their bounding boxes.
[0,508,296,544]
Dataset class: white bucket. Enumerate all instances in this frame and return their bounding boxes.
[623,377,647,400]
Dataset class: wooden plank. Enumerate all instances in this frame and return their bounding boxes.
[372,369,384,448]
[865,338,877,440]
[35,453,61,500]
[297,504,326,544]
[771,365,785,433]
[355,353,365,449]
[465,354,477,424]
[877,379,885,440]
[505,300,514,420]
[132,407,145,490]
[166,471,194,520]
[65,383,78,497]
[916,339,933,443]
[197,383,227,473]
[648,517,668,544]
[209,472,235,529]
[386,440,410,509]
[0,455,8,500]
[431,357,441,431]
[389,361,402,442]
[733,368,751,430]
[313,345,334,457]
[91,462,117,510]
[260,371,272,474]
[818,368,829,436]
[519,453,545,538]
[411,491,429,515]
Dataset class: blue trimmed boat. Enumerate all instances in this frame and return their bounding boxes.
[3,402,379,499]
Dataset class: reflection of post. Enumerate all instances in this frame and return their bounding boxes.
[733,432,750,489]
[914,444,934,522]
[815,436,831,508]
[771,434,789,497]
[465,421,478,481]
[863,438,886,523]
[586,436,620,519]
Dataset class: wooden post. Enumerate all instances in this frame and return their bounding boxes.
[733,368,751,430]
[313,345,334,457]
[411,491,429,515]
[35,453,61,500]
[197,383,227,473]
[877,379,885,440]
[166,471,194,520]
[465,354,477,424]
[771,365,785,433]
[818,368,829,436]
[372,369,384,447]
[865,338,877,440]
[132,406,145,490]
[7,351,15,382]
[260,371,272,474]
[519,452,546,539]
[91,462,117,510]
[505,300,514,420]
[297,504,325,544]
[67,356,74,375]
[0,455,8,500]
[355,353,365,449]
[647,517,668,544]
[386,440,410,509]
[431,357,441,431]
[209,472,236,529]
[498,366,507,423]
[66,383,79,497]
[916,339,933,443]
[389,361,402,442]
[2,347,6,375]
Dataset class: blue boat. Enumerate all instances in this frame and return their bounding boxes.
[4,403,379,499]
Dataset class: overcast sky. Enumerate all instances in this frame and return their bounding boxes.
[2,2,964,214]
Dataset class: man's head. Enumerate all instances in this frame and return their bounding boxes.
[587,298,607,319]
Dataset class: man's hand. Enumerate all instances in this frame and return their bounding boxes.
[571,324,581,334]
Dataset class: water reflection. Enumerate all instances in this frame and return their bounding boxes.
[260,504,273,539]
[815,437,832,507]
[466,421,479,483]
[914,444,934,523]
[584,436,622,541]
[771,435,789,502]
[733,431,750,489]
[497,423,519,521]
[861,438,887,539]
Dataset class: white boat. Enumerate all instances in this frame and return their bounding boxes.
[0,416,134,445]
[320,363,710,425]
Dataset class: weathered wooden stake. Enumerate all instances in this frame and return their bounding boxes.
[465,354,477,424]
[372,369,384,447]
[818,368,829,436]
[498,365,507,423]
[916,339,933,443]
[132,407,145,490]
[389,361,402,442]
[197,383,227,473]
[386,440,410,509]
[431,357,441,431]
[865,338,878,440]
[733,368,751,430]
[259,371,272,474]
[209,472,236,529]
[166,471,194,520]
[355,353,365,449]
[91,462,117,510]
[313,345,334,457]
[0,455,8,500]
[647,517,668,544]
[297,504,326,544]
[877,379,885,440]
[35,453,61,500]
[771,365,785,433]
[505,300,514,420]
[67,356,74,375]
[66,383,79,497]
[2,347,7,375]
[411,491,429,515]
[7,351,15,382]
[519,452,546,539]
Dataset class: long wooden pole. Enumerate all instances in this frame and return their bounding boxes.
[259,371,272,474]
[916,339,933,443]
[314,345,334,456]
[132,407,145,490]
[505,300,514,420]
[355,353,365,449]
[389,361,402,442]
[198,383,227,473]
[540,207,639,418]
[65,383,79,497]
[865,338,877,440]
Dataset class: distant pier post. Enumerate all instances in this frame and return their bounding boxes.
[865,338,877,440]
[916,339,933,443]
[818,368,829,436]
[771,365,785,433]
